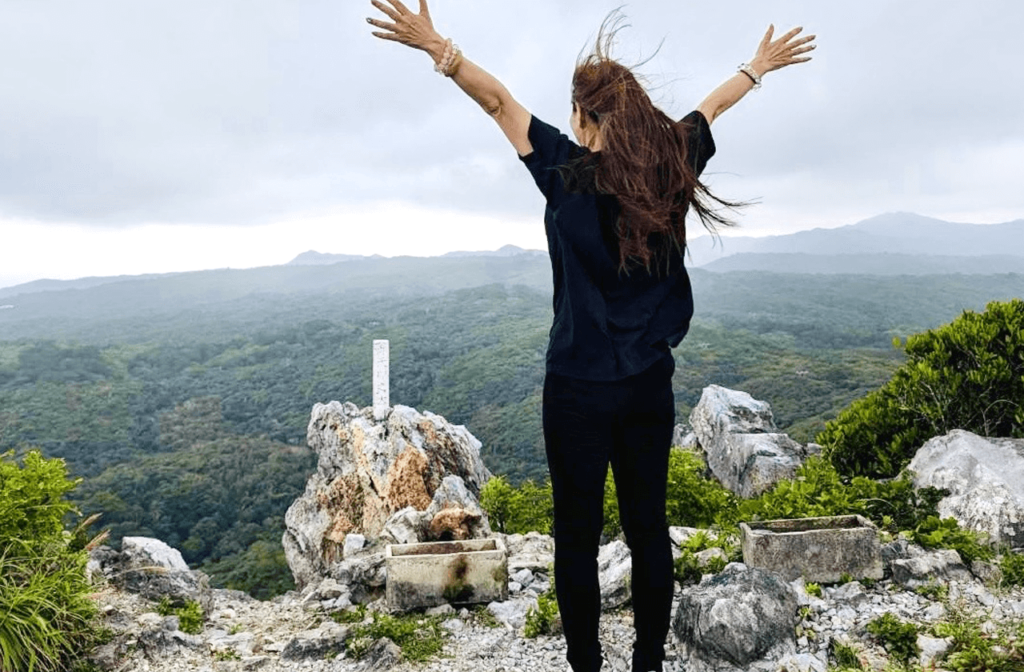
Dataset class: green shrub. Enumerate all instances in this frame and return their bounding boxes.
[805,582,822,598]
[830,640,863,670]
[0,450,100,672]
[866,613,919,666]
[819,299,1024,479]
[934,609,1024,672]
[346,613,446,662]
[1001,551,1024,587]
[672,531,737,585]
[524,593,560,638]
[155,596,204,634]
[479,476,553,535]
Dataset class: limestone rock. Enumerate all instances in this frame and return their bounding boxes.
[423,474,492,541]
[598,540,632,611]
[891,549,973,587]
[502,532,555,573]
[97,537,213,615]
[908,429,1024,547]
[673,423,697,449]
[673,563,799,671]
[280,622,350,660]
[283,402,493,589]
[357,637,403,671]
[121,537,190,572]
[381,507,431,545]
[690,385,817,498]
[487,596,537,630]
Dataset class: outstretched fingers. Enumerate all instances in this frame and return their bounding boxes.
[371,0,401,21]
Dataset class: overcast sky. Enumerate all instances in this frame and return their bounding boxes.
[1,0,1022,289]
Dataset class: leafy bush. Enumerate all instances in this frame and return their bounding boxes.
[479,476,553,535]
[820,299,1024,479]
[155,596,204,635]
[346,612,446,662]
[934,609,1024,672]
[524,563,559,638]
[0,450,100,672]
[1001,551,1024,587]
[866,613,920,666]
[524,593,560,638]
[672,530,737,585]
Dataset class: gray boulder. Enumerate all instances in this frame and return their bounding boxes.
[103,537,213,614]
[673,563,799,671]
[891,549,973,587]
[908,429,1024,547]
[283,402,493,589]
[598,540,632,611]
[690,386,817,498]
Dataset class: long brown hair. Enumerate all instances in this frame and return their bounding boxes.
[565,12,740,273]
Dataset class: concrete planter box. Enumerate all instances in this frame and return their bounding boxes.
[385,538,508,612]
[740,515,883,583]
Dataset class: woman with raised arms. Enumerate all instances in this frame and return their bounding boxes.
[366,3,815,671]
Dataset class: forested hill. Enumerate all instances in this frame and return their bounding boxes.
[1,243,1021,592]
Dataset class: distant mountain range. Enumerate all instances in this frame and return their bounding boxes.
[287,244,544,266]
[685,212,1024,273]
[1,213,1021,302]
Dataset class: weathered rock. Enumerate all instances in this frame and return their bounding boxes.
[673,423,697,449]
[121,537,190,572]
[673,563,799,671]
[344,533,366,558]
[690,385,817,498]
[598,540,632,611]
[357,637,403,671]
[891,549,973,587]
[110,537,214,614]
[502,532,555,573]
[917,635,952,668]
[331,552,386,604]
[279,622,350,660]
[381,506,431,545]
[424,475,492,541]
[971,559,1004,584]
[487,596,537,630]
[908,429,1024,547]
[283,402,493,588]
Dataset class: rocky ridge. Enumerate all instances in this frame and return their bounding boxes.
[84,389,1024,671]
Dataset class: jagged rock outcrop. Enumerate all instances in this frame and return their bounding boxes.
[908,429,1024,548]
[673,563,800,672]
[690,385,818,498]
[283,402,493,589]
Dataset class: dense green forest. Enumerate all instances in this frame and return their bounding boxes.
[1,259,1020,594]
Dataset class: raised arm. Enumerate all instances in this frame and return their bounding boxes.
[696,25,816,125]
[367,0,533,156]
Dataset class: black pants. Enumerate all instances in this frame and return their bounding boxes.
[542,356,676,672]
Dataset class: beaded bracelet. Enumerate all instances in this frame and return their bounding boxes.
[444,46,463,77]
[434,37,454,74]
[738,63,762,91]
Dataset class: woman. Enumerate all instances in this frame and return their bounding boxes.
[367,3,814,671]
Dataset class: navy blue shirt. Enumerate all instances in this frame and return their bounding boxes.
[519,110,715,381]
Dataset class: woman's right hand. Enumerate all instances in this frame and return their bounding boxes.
[367,0,443,55]
[749,25,816,76]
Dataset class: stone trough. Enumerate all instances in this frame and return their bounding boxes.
[385,538,508,612]
[740,515,883,583]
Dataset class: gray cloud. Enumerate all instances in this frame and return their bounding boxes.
[0,0,1021,229]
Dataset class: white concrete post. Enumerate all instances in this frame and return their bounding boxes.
[373,339,390,420]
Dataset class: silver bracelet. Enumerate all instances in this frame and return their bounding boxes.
[738,63,762,91]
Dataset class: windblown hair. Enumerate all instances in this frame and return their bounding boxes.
[564,12,740,273]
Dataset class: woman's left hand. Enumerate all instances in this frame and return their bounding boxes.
[367,0,440,52]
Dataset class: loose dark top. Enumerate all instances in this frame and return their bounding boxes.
[518,110,715,381]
